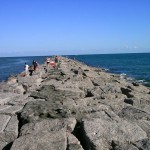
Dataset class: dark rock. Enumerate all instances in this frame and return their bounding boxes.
[133,138,150,150]
[121,87,133,98]
[132,82,140,86]
[124,98,134,105]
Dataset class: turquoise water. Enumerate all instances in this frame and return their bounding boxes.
[0,53,150,86]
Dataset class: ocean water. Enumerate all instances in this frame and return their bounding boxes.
[67,53,150,87]
[0,53,150,86]
[0,56,46,81]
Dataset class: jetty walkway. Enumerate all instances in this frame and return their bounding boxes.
[0,57,150,150]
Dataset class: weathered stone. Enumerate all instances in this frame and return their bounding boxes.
[20,118,76,136]
[0,105,23,115]
[4,115,18,142]
[7,93,31,106]
[0,92,21,105]
[137,120,150,138]
[82,118,147,150]
[14,84,25,94]
[111,140,139,150]
[11,130,67,150]
[67,133,84,150]
[0,115,11,133]
[6,77,17,85]
[133,138,150,150]
[0,115,18,144]
[0,105,11,111]
[0,93,13,105]
[118,106,150,121]
[0,141,8,150]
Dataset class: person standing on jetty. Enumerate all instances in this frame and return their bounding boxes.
[54,56,58,63]
[45,57,50,67]
[24,63,29,76]
[32,60,38,71]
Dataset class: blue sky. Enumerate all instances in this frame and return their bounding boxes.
[0,0,150,56]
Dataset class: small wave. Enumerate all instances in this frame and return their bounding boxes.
[137,80,145,83]
[101,68,109,71]
[127,77,134,81]
[120,73,127,79]
[104,68,109,71]
[120,73,127,76]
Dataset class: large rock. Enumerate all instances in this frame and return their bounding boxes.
[81,118,147,150]
[11,130,67,150]
[20,118,76,136]
[118,106,150,121]
[0,115,18,143]
[11,118,78,150]
[67,133,84,150]
[3,115,18,142]
[0,105,23,115]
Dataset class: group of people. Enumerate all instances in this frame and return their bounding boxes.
[24,60,39,76]
[45,56,59,68]
[24,56,59,76]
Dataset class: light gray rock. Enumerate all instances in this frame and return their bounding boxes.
[67,133,84,150]
[0,115,11,133]
[11,130,67,150]
[0,92,21,105]
[7,93,31,106]
[0,141,8,150]
[0,115,18,144]
[0,105,23,115]
[0,105,11,111]
[118,106,150,121]
[82,118,147,150]
[4,115,19,142]
[20,118,76,136]
[14,84,25,94]
[0,93,13,105]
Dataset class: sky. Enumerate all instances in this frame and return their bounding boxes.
[0,0,150,57]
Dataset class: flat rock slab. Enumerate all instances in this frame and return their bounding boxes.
[11,130,66,150]
[20,118,76,136]
[0,115,11,133]
[4,115,18,142]
[82,118,147,150]
[0,105,23,115]
[0,97,11,105]
[0,92,21,105]
[0,115,18,143]
[0,141,8,150]
[0,105,11,111]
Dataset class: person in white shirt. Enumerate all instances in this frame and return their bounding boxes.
[24,63,29,76]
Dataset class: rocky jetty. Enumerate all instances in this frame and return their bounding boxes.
[0,56,150,150]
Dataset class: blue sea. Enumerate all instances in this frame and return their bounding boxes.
[0,53,150,87]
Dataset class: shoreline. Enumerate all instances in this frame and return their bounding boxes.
[0,56,150,149]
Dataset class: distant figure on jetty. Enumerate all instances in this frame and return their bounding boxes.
[45,57,50,67]
[50,61,56,68]
[28,66,34,76]
[54,56,58,63]
[32,60,38,71]
[24,63,29,76]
